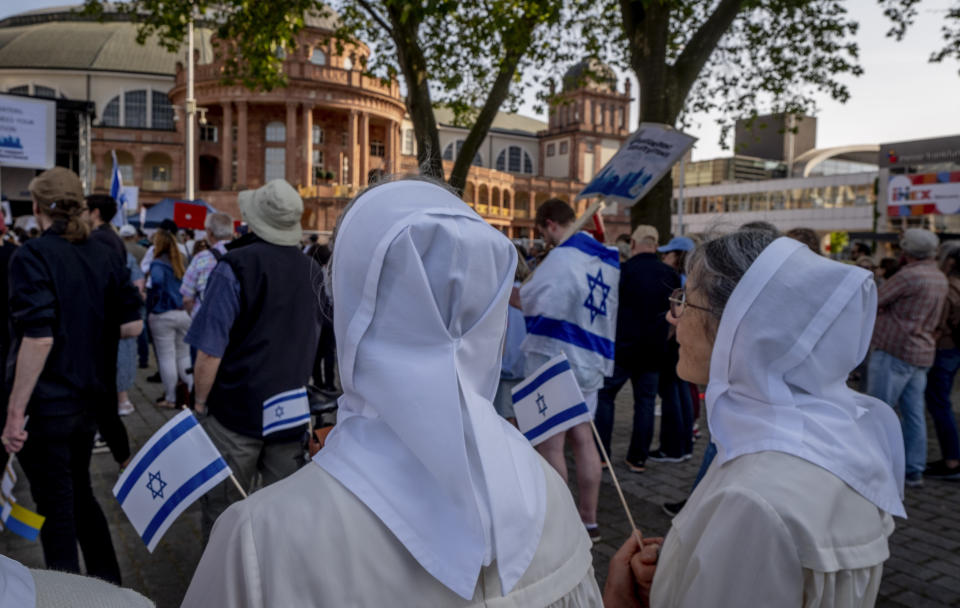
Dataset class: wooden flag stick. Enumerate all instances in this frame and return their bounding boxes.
[589,419,641,542]
[229,473,248,499]
[560,198,606,244]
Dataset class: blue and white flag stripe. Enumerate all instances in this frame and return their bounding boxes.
[113,410,231,552]
[262,387,310,436]
[558,232,620,268]
[524,316,615,360]
[512,353,593,446]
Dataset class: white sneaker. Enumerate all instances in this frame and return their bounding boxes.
[118,401,135,416]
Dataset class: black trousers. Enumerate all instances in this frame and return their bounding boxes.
[18,411,122,584]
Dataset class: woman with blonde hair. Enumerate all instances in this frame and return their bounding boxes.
[148,227,192,408]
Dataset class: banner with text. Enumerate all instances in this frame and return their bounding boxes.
[577,123,696,207]
[887,172,960,217]
[0,94,56,170]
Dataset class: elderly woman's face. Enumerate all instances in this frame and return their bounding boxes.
[674,280,715,386]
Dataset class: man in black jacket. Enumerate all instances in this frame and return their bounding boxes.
[186,179,322,543]
[2,168,142,584]
[595,225,680,472]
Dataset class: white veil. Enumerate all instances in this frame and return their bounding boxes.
[706,237,906,517]
[313,180,547,599]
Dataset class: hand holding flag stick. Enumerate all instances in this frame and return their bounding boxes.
[512,355,642,543]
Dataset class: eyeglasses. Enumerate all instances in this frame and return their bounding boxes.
[668,288,711,319]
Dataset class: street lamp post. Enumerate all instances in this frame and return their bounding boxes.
[186,20,196,201]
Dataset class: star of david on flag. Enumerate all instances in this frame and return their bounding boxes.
[113,410,231,552]
[262,387,310,436]
[584,268,611,323]
[512,353,592,446]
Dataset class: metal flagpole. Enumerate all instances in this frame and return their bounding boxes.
[186,20,196,201]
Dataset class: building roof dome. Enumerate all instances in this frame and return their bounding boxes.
[562,58,616,93]
[0,4,214,76]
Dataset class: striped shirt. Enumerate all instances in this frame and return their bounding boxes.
[871,259,948,367]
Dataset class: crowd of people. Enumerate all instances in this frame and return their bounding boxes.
[0,166,956,606]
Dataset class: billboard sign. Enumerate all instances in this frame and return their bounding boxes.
[577,123,696,207]
[887,172,960,217]
[0,94,56,170]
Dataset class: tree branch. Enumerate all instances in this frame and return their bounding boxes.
[355,0,394,37]
[671,0,746,102]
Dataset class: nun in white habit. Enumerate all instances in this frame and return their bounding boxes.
[181,179,601,607]
[610,233,906,608]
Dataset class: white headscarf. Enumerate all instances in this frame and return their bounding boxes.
[313,180,547,599]
[706,237,906,518]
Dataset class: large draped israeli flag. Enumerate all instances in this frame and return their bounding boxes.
[113,410,231,552]
[520,231,619,379]
[512,354,592,446]
[262,387,310,436]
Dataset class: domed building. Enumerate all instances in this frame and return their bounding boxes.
[0,6,634,237]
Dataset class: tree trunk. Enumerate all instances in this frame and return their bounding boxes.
[385,5,444,180]
[630,174,674,242]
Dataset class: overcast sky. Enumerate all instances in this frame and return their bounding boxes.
[3,0,958,160]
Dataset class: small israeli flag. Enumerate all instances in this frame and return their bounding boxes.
[512,354,592,446]
[110,150,128,228]
[113,410,231,552]
[262,387,310,436]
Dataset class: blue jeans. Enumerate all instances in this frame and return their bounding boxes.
[692,442,717,490]
[868,349,929,475]
[925,348,960,462]
[658,374,694,458]
[116,337,137,393]
[595,364,659,464]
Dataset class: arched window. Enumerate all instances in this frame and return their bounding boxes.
[34,85,56,98]
[310,48,327,65]
[265,121,286,142]
[7,85,28,95]
[102,96,120,127]
[124,90,147,128]
[152,91,174,130]
[495,145,533,174]
[443,140,482,166]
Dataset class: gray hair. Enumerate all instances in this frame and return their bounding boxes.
[685,229,778,324]
[205,212,234,241]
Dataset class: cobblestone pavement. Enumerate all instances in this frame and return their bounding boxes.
[2,366,960,607]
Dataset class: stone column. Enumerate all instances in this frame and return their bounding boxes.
[302,104,313,188]
[236,101,248,188]
[359,112,370,185]
[348,110,359,188]
[285,102,298,184]
[385,120,395,174]
[221,102,233,189]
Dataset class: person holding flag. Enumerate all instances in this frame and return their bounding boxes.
[516,198,619,542]
[182,178,601,607]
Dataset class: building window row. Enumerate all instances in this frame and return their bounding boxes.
[673,184,875,215]
[200,124,218,142]
[370,139,385,157]
[100,89,175,130]
[6,84,62,98]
